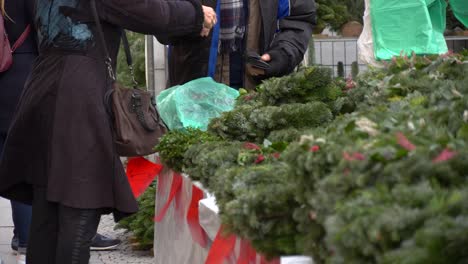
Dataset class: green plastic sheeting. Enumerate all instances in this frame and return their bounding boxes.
[371,0,448,60]
[450,0,468,27]
[156,77,239,131]
[427,0,448,52]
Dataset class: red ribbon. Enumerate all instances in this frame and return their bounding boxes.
[432,148,457,163]
[255,154,265,164]
[187,185,208,247]
[237,239,257,264]
[154,172,183,222]
[396,132,416,151]
[244,142,261,150]
[125,157,163,198]
[205,226,236,264]
[206,229,279,264]
[343,151,366,161]
[310,145,320,152]
[174,175,185,225]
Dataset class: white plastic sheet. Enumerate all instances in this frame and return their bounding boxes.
[357,0,381,67]
[198,196,221,242]
[154,168,209,264]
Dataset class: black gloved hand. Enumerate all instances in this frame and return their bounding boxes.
[264,48,294,78]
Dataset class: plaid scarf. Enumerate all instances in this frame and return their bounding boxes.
[220,0,245,52]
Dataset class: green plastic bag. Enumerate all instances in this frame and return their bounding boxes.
[450,0,468,27]
[156,77,239,131]
[371,0,448,60]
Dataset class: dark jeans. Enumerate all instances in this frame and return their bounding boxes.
[1,131,32,251]
[229,51,244,89]
[11,200,32,249]
[27,187,102,264]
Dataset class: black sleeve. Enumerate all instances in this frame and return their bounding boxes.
[265,0,316,77]
[97,0,204,37]
[155,0,218,45]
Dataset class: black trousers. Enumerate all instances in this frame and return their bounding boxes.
[27,187,102,264]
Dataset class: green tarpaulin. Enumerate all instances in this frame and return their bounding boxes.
[450,0,468,27]
[371,0,448,60]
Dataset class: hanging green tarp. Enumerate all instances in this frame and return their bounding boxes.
[427,0,448,52]
[450,0,468,27]
[371,0,448,60]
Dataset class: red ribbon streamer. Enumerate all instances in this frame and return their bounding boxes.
[154,172,183,222]
[126,157,163,198]
[205,226,236,264]
[244,142,261,150]
[432,148,457,163]
[206,229,279,264]
[396,132,416,151]
[187,185,208,248]
[237,239,257,264]
[174,176,185,225]
[343,151,366,161]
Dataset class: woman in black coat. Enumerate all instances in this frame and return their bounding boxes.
[0,0,36,262]
[0,0,216,263]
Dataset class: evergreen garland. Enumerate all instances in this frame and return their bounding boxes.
[216,163,299,258]
[116,184,157,250]
[287,53,468,262]
[154,128,221,172]
[156,52,468,262]
[208,67,345,142]
[253,67,340,106]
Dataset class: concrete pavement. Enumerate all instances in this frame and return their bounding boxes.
[0,197,15,264]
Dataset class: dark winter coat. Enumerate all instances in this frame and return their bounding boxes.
[163,0,316,87]
[0,0,37,135]
[0,0,204,215]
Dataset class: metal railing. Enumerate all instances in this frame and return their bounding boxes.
[311,36,468,77]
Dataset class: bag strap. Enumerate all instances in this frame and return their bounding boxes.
[90,0,137,87]
[120,28,139,87]
[11,24,31,52]
[90,0,116,81]
[120,28,133,68]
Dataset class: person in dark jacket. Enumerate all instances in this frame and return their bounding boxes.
[0,0,216,263]
[165,0,316,89]
[0,1,36,263]
[0,1,134,260]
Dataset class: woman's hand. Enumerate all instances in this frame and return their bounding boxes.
[200,5,217,37]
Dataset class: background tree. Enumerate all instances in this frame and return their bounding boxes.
[315,0,349,33]
[117,31,146,88]
[343,0,365,24]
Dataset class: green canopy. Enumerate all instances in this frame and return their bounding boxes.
[371,0,448,60]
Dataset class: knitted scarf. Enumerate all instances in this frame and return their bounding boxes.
[220,0,245,52]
